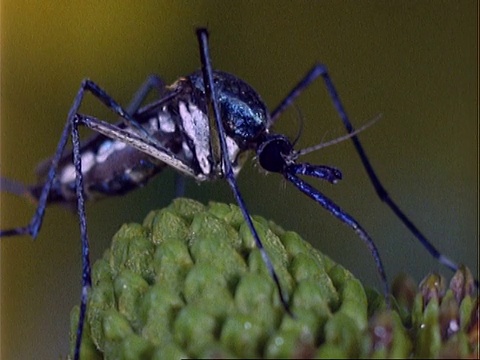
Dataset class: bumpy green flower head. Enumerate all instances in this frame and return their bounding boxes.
[407,267,479,358]
[69,198,478,359]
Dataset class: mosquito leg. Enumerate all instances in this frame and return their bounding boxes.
[0,104,74,238]
[0,80,133,238]
[270,65,328,124]
[63,111,202,359]
[125,75,165,115]
[77,79,155,139]
[0,80,99,359]
[86,74,188,199]
[196,28,291,313]
[285,172,390,303]
[67,77,181,356]
[271,63,468,279]
[70,115,92,360]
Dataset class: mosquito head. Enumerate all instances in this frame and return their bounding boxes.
[256,134,294,173]
[256,133,343,186]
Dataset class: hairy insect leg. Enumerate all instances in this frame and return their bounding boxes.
[75,76,167,359]
[196,28,292,313]
[76,79,162,143]
[70,115,92,360]
[271,64,470,281]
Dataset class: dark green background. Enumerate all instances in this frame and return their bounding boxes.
[1,2,477,359]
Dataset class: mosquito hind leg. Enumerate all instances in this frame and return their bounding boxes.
[271,64,470,280]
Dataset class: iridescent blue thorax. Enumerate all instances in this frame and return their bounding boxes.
[188,70,270,148]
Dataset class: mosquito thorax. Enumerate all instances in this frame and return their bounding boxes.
[188,70,270,148]
[163,70,271,179]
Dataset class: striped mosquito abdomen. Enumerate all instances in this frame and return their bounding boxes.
[30,104,185,204]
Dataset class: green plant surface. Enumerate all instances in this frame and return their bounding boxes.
[69,198,478,359]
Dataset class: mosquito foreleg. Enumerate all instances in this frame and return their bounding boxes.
[272,63,471,281]
[285,171,390,303]
[317,66,465,276]
[270,64,326,124]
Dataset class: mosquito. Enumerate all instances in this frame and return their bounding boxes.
[1,28,475,360]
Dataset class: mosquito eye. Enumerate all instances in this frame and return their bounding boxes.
[257,136,293,173]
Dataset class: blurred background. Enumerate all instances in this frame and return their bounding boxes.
[1,1,477,358]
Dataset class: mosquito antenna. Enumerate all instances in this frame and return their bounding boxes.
[296,113,382,157]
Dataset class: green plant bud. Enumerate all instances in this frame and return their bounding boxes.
[391,273,417,322]
[365,310,412,358]
[449,265,476,304]
[466,298,479,354]
[419,273,447,308]
[409,269,479,358]
[68,198,477,359]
